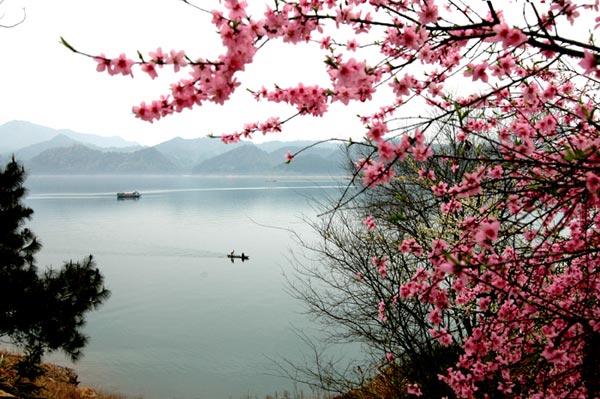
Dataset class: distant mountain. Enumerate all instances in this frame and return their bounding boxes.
[98,145,144,153]
[269,145,347,175]
[0,121,350,175]
[153,136,241,170]
[13,134,145,162]
[0,120,139,153]
[14,134,83,161]
[28,145,179,174]
[155,137,343,171]
[192,143,346,175]
[192,144,272,174]
[256,140,338,153]
[267,142,345,160]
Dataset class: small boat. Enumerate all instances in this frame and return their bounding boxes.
[117,191,141,199]
[227,254,249,260]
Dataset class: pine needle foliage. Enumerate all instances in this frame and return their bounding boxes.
[0,157,110,397]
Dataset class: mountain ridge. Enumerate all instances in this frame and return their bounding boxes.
[0,121,348,175]
[0,120,140,153]
[28,144,180,174]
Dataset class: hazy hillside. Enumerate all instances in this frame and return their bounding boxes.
[0,121,58,152]
[257,140,339,153]
[153,136,241,169]
[192,143,346,175]
[274,151,346,175]
[100,145,146,153]
[192,144,272,174]
[14,134,83,160]
[28,145,180,174]
[0,120,139,153]
[0,121,350,175]
[155,137,342,171]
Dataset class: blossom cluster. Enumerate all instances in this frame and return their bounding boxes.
[74,0,600,397]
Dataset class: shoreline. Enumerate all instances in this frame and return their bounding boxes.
[0,351,134,399]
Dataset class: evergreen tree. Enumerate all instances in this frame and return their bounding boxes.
[0,157,110,396]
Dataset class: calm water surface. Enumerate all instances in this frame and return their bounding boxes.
[22,175,346,399]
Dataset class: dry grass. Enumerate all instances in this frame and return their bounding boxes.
[0,351,140,399]
[333,366,408,399]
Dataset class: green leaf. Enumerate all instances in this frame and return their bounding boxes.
[564,147,589,162]
[387,211,406,223]
[60,36,76,52]
[324,56,338,68]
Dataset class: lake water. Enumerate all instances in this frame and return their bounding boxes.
[21,175,346,399]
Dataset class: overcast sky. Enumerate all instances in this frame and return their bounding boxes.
[0,0,379,146]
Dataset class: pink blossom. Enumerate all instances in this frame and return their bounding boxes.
[399,238,423,256]
[221,133,241,144]
[320,36,331,50]
[541,343,569,366]
[258,117,282,134]
[149,47,167,65]
[478,296,491,312]
[586,171,600,193]
[428,308,443,325]
[438,262,455,274]
[168,50,187,72]
[347,39,358,52]
[363,215,376,231]
[373,256,388,278]
[475,219,501,248]
[487,164,503,179]
[552,1,580,24]
[224,0,248,21]
[141,63,158,80]
[378,301,386,322]
[464,62,489,83]
[362,161,395,187]
[522,82,540,103]
[407,383,422,396]
[429,327,453,346]
[110,53,134,77]
[440,199,462,214]
[523,229,537,241]
[491,23,527,47]
[390,74,417,97]
[431,181,448,197]
[366,121,388,143]
[132,102,153,122]
[417,3,439,24]
[377,140,396,163]
[397,25,427,50]
[94,53,110,73]
[580,50,599,76]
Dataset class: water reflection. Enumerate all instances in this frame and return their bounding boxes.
[23,175,346,399]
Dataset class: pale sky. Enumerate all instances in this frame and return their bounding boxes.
[0,0,379,146]
[2,1,595,147]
